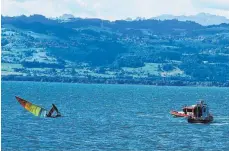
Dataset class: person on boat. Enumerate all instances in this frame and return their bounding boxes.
[183,108,187,114]
[46,104,61,118]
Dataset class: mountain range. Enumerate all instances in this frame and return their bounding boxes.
[152,13,229,26]
[55,13,229,26]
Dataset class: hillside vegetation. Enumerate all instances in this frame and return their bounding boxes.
[2,15,229,86]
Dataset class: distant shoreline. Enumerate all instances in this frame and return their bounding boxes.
[2,76,229,87]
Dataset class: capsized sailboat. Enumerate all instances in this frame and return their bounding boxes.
[15,96,61,118]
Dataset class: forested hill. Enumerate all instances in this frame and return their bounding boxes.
[2,15,229,86]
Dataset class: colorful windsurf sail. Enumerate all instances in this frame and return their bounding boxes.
[15,96,46,117]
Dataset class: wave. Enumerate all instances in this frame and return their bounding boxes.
[210,123,229,126]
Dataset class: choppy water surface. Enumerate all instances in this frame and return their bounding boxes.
[2,81,229,151]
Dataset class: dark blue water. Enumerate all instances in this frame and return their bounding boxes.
[2,81,229,151]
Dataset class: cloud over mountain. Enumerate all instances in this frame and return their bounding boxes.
[2,0,229,20]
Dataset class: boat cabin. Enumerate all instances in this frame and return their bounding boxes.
[182,105,195,116]
[193,102,210,118]
[182,101,211,118]
[184,101,210,118]
[187,100,213,123]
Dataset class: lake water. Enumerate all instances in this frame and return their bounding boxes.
[2,81,229,151]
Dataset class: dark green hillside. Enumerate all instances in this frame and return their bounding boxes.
[2,15,229,86]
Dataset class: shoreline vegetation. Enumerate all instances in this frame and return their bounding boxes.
[2,76,229,87]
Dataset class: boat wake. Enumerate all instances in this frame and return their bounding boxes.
[214,117,229,120]
[211,123,229,126]
[211,116,229,126]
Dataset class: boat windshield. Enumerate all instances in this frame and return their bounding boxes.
[183,108,193,113]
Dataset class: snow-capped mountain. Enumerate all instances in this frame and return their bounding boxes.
[57,14,75,20]
[152,13,229,26]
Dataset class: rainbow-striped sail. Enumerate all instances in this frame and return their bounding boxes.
[16,96,46,117]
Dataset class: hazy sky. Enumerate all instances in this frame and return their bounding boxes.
[2,0,229,20]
